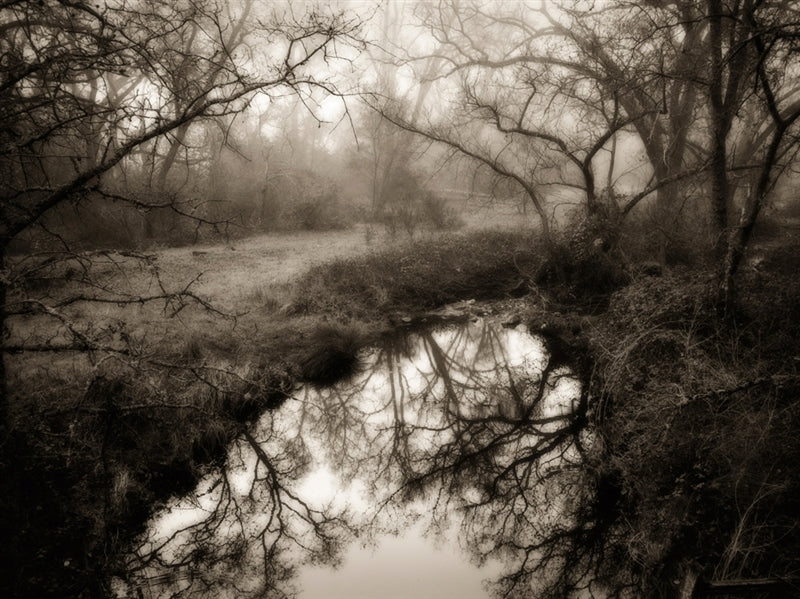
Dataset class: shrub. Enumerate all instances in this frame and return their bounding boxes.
[535,210,630,309]
[376,192,463,236]
[281,191,351,231]
[418,193,464,231]
[585,269,800,594]
[297,323,364,386]
[373,166,462,236]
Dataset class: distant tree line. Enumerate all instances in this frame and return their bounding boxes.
[373,0,800,306]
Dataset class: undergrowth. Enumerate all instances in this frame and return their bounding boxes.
[289,229,538,320]
[582,260,800,595]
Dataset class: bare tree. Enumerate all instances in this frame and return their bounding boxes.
[374,0,800,291]
[0,1,364,596]
[703,0,800,305]
[0,0,361,431]
[367,0,712,248]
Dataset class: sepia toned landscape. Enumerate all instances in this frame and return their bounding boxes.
[2,1,800,598]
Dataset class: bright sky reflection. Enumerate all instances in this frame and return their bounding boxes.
[290,320,550,599]
[297,522,500,599]
[138,317,584,598]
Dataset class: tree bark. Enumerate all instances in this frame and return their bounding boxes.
[0,246,7,441]
[717,1,800,309]
[719,123,788,309]
[155,122,190,193]
[708,0,731,260]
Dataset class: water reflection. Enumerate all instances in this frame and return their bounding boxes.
[297,521,496,599]
[127,318,590,598]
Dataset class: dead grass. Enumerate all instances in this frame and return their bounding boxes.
[9,221,543,381]
[6,227,388,377]
[582,265,800,593]
[288,228,538,320]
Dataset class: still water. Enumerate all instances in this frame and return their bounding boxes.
[125,317,587,598]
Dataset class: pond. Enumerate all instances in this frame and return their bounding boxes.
[122,317,590,599]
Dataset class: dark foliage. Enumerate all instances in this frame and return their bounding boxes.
[298,323,364,386]
[535,215,631,311]
[0,355,301,597]
[280,191,353,232]
[372,166,463,236]
[583,265,800,596]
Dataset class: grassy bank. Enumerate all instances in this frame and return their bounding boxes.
[581,264,800,594]
[287,229,538,319]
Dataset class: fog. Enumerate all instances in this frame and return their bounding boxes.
[4,1,800,598]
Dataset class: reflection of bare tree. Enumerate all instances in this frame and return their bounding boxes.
[133,319,596,598]
[390,325,593,599]
[127,415,351,599]
[296,318,596,598]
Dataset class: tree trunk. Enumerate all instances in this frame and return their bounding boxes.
[708,0,731,260]
[653,163,679,265]
[0,246,7,442]
[527,189,551,243]
[709,128,730,260]
[155,122,190,193]
[605,122,617,192]
[718,125,786,310]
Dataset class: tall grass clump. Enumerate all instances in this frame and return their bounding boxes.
[288,229,538,320]
[297,323,364,386]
